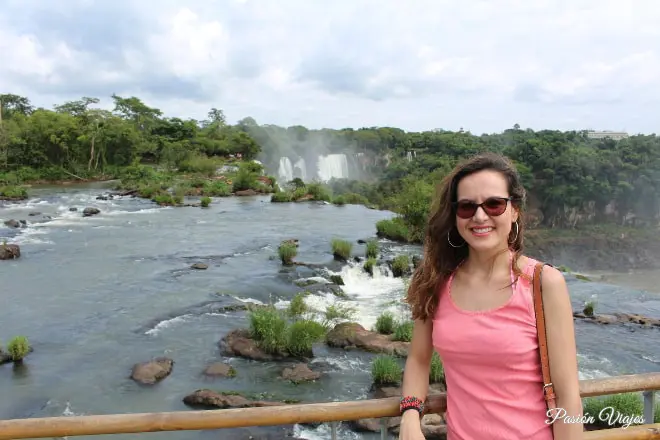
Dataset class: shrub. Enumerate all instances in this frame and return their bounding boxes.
[287,292,309,319]
[365,240,379,259]
[152,193,182,206]
[200,196,211,208]
[363,257,377,276]
[375,218,410,242]
[271,191,292,202]
[429,352,444,383]
[7,336,30,362]
[248,306,288,354]
[177,153,219,176]
[332,195,346,206]
[375,311,395,335]
[320,303,357,329]
[306,182,331,202]
[371,355,402,385]
[391,254,411,277]
[0,186,29,200]
[392,321,414,342]
[248,300,334,358]
[232,168,258,191]
[278,241,298,265]
[204,180,232,197]
[331,238,352,261]
[286,320,326,358]
[583,300,596,316]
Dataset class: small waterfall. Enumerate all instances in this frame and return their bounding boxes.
[293,158,307,180]
[277,157,294,182]
[316,154,349,182]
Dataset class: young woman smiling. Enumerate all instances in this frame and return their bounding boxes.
[398,153,583,439]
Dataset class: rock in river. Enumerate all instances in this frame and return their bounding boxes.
[130,357,173,385]
[0,244,21,260]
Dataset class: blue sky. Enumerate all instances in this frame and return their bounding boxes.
[1,0,659,134]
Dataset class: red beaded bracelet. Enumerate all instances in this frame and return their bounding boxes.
[399,395,425,415]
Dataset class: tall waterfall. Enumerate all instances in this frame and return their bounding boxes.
[278,157,294,182]
[293,158,307,181]
[317,154,349,182]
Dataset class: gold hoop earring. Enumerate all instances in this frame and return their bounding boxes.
[509,221,519,243]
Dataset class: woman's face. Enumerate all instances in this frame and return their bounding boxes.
[454,169,519,252]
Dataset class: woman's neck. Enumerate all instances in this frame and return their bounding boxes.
[461,247,512,279]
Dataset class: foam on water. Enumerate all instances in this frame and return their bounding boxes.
[325,262,407,329]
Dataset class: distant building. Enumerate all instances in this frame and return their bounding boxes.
[586,130,629,140]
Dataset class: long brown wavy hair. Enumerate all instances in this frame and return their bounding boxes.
[406,152,528,321]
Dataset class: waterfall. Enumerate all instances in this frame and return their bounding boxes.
[316,154,349,182]
[293,158,307,180]
[277,157,294,182]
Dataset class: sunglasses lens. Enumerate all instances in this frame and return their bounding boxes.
[456,202,476,219]
[483,198,508,216]
[455,198,509,218]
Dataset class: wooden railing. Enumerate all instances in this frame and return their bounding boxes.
[0,372,658,439]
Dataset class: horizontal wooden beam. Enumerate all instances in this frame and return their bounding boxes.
[580,373,660,397]
[0,373,658,439]
[0,396,445,440]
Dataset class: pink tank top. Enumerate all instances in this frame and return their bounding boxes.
[432,256,554,440]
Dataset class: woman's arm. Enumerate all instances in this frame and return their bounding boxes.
[542,265,584,438]
[399,318,434,431]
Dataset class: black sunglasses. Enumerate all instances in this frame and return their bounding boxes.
[453,196,513,219]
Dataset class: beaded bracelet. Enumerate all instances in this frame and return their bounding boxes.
[399,396,425,415]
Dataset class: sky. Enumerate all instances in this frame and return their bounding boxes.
[1,0,659,135]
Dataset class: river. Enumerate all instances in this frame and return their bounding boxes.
[1,183,659,440]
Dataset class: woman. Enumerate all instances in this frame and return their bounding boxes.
[398,152,583,439]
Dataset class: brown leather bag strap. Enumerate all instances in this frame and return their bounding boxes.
[532,262,557,413]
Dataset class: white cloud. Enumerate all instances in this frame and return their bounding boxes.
[1,0,660,134]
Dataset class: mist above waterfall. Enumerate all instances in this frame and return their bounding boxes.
[237,119,373,184]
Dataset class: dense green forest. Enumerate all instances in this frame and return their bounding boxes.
[2,93,660,242]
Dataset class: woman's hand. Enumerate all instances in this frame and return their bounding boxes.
[398,411,426,439]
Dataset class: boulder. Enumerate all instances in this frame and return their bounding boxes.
[0,244,20,260]
[3,219,21,228]
[82,207,101,217]
[191,263,208,270]
[183,389,284,409]
[203,362,236,378]
[326,323,410,356]
[130,357,173,384]
[219,329,290,361]
[281,363,321,383]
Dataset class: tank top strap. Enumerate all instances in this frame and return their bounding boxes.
[513,255,539,317]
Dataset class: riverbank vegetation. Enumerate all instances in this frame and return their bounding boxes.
[0,93,267,203]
